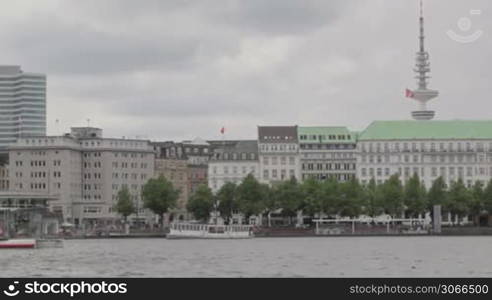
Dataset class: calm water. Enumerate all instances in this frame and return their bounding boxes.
[1,237,491,277]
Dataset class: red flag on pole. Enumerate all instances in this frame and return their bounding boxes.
[220,127,225,134]
[405,88,415,98]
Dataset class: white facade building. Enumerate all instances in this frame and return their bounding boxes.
[258,126,300,184]
[356,120,492,189]
[208,140,259,192]
[8,127,155,225]
[0,66,46,149]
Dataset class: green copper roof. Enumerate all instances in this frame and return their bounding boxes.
[298,126,356,143]
[359,120,492,141]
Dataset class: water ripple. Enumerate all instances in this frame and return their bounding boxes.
[1,237,491,277]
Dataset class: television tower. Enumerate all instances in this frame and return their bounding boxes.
[408,0,439,120]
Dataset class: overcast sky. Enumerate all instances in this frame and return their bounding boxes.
[0,0,490,141]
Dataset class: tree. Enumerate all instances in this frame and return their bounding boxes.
[469,180,485,225]
[363,178,383,217]
[300,177,322,218]
[380,174,404,218]
[318,177,340,217]
[446,179,471,225]
[260,183,276,227]
[274,177,303,224]
[142,175,180,227]
[427,177,448,211]
[115,185,135,222]
[338,178,364,218]
[483,179,492,214]
[187,184,215,222]
[216,182,238,224]
[236,174,267,223]
[403,174,427,218]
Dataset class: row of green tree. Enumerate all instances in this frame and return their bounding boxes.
[115,174,492,226]
[186,174,492,225]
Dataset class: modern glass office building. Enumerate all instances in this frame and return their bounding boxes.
[0,65,46,149]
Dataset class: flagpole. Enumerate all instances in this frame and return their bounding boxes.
[218,126,226,225]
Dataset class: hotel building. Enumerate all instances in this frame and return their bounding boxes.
[356,120,492,188]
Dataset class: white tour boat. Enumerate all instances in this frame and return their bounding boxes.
[167,222,254,239]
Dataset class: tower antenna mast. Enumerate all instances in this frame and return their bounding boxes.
[408,0,439,121]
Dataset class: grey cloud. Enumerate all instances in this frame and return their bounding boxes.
[66,0,350,36]
[1,0,492,141]
[210,0,350,35]
[1,16,200,74]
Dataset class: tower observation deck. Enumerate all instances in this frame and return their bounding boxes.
[408,0,439,120]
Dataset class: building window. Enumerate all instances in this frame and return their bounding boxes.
[449,167,455,176]
[440,167,446,177]
[458,167,464,178]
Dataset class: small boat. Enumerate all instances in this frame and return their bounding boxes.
[167,222,254,239]
[0,238,36,249]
